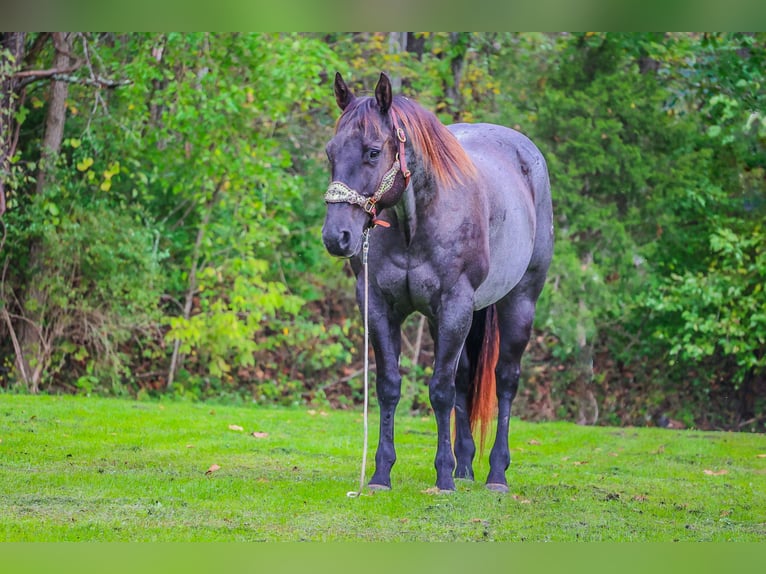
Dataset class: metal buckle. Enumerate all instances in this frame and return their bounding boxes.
[396,127,406,143]
[363,198,377,215]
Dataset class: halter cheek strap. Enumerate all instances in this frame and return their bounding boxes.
[391,108,411,188]
[324,109,411,229]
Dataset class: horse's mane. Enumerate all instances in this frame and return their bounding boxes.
[337,95,477,190]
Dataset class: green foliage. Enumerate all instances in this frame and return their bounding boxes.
[2,33,764,429]
[166,258,303,379]
[648,225,766,387]
[2,174,165,390]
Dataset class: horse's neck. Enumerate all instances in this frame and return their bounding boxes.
[394,182,417,245]
[393,153,441,246]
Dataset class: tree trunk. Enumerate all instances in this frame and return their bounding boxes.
[444,32,470,121]
[387,32,407,93]
[1,32,26,218]
[35,33,74,194]
[166,178,225,389]
[17,33,76,391]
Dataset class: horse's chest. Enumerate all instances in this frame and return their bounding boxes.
[374,258,440,314]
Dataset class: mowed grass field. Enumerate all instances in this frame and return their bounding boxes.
[0,394,764,541]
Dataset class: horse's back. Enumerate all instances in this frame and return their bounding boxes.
[448,123,552,308]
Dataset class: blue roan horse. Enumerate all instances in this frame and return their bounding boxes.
[322,73,553,492]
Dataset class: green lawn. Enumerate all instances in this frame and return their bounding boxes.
[1,394,764,541]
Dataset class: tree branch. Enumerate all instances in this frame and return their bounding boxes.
[13,63,82,79]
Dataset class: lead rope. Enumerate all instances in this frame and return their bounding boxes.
[347,228,371,498]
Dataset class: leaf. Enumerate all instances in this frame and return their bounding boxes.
[228,424,244,431]
[205,464,221,475]
[703,469,729,476]
[756,454,766,458]
[76,157,94,172]
[251,431,269,438]
[528,439,541,445]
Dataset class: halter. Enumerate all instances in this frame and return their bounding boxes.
[324,108,411,228]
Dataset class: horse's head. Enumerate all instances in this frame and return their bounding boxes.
[321,72,410,258]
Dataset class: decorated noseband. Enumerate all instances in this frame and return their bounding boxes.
[324,109,411,228]
[325,156,402,220]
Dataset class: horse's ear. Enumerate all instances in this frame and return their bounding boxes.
[375,72,393,115]
[334,72,355,111]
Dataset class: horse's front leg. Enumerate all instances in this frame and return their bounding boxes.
[429,283,475,492]
[363,292,404,490]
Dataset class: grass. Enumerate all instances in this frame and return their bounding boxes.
[0,394,764,541]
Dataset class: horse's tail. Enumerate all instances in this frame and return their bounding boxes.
[467,304,499,454]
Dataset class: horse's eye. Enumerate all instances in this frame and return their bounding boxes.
[368,148,381,161]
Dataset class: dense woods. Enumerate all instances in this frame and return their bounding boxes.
[1,32,764,430]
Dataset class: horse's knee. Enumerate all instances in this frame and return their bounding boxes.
[376,375,402,408]
[428,378,455,413]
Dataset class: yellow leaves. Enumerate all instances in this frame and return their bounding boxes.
[228,423,269,438]
[100,161,121,192]
[703,469,729,476]
[76,157,94,172]
[76,157,120,192]
[205,463,220,475]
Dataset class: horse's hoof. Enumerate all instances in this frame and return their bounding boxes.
[485,483,509,493]
[367,483,391,492]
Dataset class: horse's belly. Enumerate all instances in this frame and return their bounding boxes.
[473,196,536,310]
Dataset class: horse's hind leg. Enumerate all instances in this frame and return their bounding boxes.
[454,308,487,480]
[485,286,540,492]
[454,345,475,480]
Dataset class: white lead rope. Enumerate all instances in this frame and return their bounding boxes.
[347,229,371,498]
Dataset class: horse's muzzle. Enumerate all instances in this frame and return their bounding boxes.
[322,205,366,258]
[322,226,357,258]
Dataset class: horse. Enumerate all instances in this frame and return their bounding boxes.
[322,72,553,493]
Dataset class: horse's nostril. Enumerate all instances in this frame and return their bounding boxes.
[338,230,351,251]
